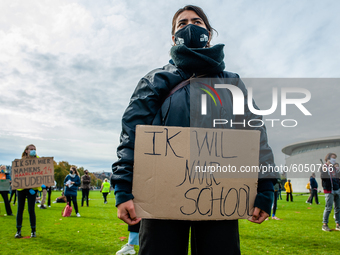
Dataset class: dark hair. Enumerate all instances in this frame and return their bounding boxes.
[325,153,337,162]
[172,5,217,45]
[70,166,79,176]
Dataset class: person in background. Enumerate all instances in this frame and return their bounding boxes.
[321,153,340,231]
[309,173,319,205]
[38,184,47,209]
[46,181,56,207]
[306,181,312,204]
[53,192,67,203]
[9,187,17,205]
[46,185,52,207]
[278,182,282,200]
[284,179,293,202]
[100,178,110,204]
[64,166,81,217]
[81,169,91,207]
[0,165,13,216]
[271,179,281,220]
[15,144,39,238]
[116,223,140,255]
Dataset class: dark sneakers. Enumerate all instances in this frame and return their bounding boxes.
[31,228,37,238]
[15,229,22,238]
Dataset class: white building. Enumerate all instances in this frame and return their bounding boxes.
[282,136,340,193]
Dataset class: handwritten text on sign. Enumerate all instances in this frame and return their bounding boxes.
[133,125,259,221]
[11,157,55,189]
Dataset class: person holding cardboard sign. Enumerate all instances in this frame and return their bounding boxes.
[15,144,39,238]
[112,5,278,254]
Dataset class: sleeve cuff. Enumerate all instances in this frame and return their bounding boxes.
[115,191,134,207]
[254,190,274,215]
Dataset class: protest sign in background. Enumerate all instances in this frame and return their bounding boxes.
[11,157,55,189]
[0,179,10,191]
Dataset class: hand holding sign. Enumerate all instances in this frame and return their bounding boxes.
[117,200,141,225]
[248,207,269,224]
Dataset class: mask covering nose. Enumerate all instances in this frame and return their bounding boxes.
[174,24,209,48]
[30,150,36,157]
[330,158,336,165]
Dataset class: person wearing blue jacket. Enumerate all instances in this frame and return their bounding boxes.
[64,166,81,217]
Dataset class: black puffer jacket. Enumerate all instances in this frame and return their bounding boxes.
[320,164,340,191]
[112,60,278,214]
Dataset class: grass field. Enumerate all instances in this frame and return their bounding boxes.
[0,191,339,255]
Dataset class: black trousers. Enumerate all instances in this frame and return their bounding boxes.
[272,190,278,216]
[9,190,17,204]
[286,192,293,202]
[139,219,240,255]
[17,189,37,229]
[0,191,12,215]
[47,187,52,206]
[103,192,108,202]
[128,221,140,233]
[66,196,79,214]
[310,189,319,204]
[307,189,312,203]
[82,188,90,206]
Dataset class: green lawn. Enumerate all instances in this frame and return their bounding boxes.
[0,191,339,254]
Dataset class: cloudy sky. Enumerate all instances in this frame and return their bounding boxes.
[1,0,339,172]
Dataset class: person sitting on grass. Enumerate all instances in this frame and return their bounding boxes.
[53,192,67,203]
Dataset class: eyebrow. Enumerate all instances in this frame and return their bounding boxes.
[177,17,203,25]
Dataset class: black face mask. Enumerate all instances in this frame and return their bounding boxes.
[174,24,209,48]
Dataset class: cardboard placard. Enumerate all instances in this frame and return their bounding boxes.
[133,125,260,221]
[11,157,55,189]
[0,179,10,191]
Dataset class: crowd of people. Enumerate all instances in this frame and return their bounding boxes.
[1,149,340,253]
